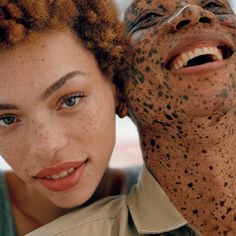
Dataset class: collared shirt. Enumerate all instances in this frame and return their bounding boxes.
[27,166,201,236]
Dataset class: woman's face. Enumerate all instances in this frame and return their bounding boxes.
[0,30,116,208]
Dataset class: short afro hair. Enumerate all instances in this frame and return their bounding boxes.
[0,0,131,81]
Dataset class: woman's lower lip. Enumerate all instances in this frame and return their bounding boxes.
[171,59,228,75]
[37,161,87,192]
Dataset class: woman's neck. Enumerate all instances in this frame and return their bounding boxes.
[139,110,236,236]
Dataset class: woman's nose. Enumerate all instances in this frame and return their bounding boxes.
[28,119,67,160]
[167,4,216,32]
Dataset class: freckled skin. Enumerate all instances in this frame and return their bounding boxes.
[123,0,236,235]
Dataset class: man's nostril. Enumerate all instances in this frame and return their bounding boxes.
[199,17,211,24]
[176,20,191,29]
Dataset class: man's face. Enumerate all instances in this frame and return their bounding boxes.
[124,0,236,128]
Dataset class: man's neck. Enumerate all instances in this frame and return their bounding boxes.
[139,110,236,235]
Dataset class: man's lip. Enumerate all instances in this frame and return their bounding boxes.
[34,161,86,178]
[165,33,234,68]
[171,59,228,75]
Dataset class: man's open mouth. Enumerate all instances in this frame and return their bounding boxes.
[166,44,233,71]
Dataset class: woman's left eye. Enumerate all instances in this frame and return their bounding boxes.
[59,93,85,109]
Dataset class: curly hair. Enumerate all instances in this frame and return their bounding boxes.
[0,0,130,81]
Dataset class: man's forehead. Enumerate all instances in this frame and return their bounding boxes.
[113,0,236,19]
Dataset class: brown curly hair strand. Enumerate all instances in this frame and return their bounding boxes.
[0,0,130,81]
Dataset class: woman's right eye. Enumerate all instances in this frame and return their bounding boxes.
[0,115,19,127]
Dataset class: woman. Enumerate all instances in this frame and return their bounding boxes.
[0,0,133,235]
[27,0,236,235]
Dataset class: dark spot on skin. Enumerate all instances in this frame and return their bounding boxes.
[165,114,173,120]
[172,113,179,119]
[202,150,207,153]
[193,209,199,215]
[227,207,232,214]
[145,66,151,73]
[150,139,155,147]
[220,201,225,207]
[187,182,193,188]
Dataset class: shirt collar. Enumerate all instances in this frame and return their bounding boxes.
[127,165,188,234]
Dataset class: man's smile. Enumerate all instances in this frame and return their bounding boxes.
[165,33,234,75]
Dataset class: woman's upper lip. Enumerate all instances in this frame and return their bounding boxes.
[34,161,86,178]
[165,33,234,66]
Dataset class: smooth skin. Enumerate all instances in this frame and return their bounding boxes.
[0,29,125,235]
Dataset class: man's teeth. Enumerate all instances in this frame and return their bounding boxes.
[45,167,75,180]
[173,46,223,70]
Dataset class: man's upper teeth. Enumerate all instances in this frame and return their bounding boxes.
[45,167,75,180]
[174,46,223,70]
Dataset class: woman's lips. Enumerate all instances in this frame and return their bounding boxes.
[34,160,87,192]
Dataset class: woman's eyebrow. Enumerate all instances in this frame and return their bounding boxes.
[41,70,87,100]
[0,71,87,111]
[0,104,18,111]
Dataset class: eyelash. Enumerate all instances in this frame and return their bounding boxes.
[0,92,85,128]
[58,92,85,111]
[0,115,20,127]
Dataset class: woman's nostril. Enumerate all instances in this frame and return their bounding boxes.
[199,17,211,24]
[176,20,191,29]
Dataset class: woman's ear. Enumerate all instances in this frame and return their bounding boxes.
[115,87,129,118]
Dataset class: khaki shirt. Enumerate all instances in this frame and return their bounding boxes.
[27,166,201,236]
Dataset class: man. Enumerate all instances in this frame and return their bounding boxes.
[121,0,236,235]
[27,0,236,235]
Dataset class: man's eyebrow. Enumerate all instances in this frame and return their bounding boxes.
[0,104,19,111]
[42,70,86,100]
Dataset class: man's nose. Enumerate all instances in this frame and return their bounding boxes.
[167,4,216,32]
[28,119,67,160]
